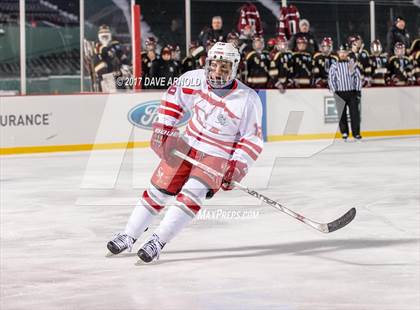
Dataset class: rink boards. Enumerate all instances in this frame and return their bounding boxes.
[0,87,419,155]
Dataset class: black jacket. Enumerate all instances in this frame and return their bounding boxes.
[198,27,225,47]
[387,25,410,54]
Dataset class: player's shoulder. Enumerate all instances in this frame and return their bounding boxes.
[175,69,205,90]
[361,49,370,56]
[245,51,256,60]
[235,80,262,109]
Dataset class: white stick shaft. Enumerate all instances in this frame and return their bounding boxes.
[172,150,325,231]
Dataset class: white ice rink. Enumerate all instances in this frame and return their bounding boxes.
[1,136,419,310]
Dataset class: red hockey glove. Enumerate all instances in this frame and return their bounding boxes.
[221,160,248,191]
[150,123,179,161]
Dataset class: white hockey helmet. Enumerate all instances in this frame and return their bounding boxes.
[205,42,240,88]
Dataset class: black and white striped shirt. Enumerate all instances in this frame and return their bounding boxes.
[328,60,362,92]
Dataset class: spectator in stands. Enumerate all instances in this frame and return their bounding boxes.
[198,16,225,47]
[387,16,411,55]
[150,46,180,89]
[141,37,159,88]
[163,18,185,54]
[289,19,318,54]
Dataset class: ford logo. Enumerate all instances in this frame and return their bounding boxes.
[128,100,192,130]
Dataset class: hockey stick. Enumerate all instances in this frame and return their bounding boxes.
[173,150,356,233]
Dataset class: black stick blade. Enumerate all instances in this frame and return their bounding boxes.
[326,208,356,233]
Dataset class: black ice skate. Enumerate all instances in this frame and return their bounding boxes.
[107,233,136,255]
[137,234,166,263]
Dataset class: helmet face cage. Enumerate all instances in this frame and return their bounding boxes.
[205,59,238,88]
[145,37,157,51]
[321,43,332,54]
[321,37,333,55]
[276,36,288,52]
[98,30,112,46]
[296,37,308,51]
[370,40,382,55]
[252,37,265,52]
[205,43,240,88]
[394,43,405,57]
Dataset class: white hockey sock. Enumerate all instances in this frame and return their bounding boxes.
[155,178,208,243]
[124,199,155,239]
[124,186,174,239]
[154,205,194,243]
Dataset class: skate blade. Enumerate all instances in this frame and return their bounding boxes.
[134,259,158,266]
[105,251,115,257]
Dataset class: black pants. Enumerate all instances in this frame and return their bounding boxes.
[334,91,361,137]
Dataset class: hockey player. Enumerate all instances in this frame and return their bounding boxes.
[312,37,337,88]
[387,42,414,86]
[244,36,270,89]
[291,36,313,88]
[107,42,263,263]
[226,32,240,49]
[237,25,254,57]
[93,25,129,91]
[267,38,277,56]
[409,39,420,85]
[170,45,181,66]
[181,41,205,74]
[269,35,293,90]
[367,40,388,86]
[348,35,370,86]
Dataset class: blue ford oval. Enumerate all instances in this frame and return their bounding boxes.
[128,100,192,130]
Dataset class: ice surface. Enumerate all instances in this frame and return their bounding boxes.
[1,137,419,310]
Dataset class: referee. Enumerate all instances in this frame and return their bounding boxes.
[328,43,362,141]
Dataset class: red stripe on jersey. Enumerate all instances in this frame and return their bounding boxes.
[196,90,240,120]
[189,121,237,148]
[237,144,258,161]
[176,193,201,214]
[162,100,183,113]
[182,88,197,95]
[142,190,164,212]
[158,107,181,119]
[185,127,234,154]
[239,138,262,154]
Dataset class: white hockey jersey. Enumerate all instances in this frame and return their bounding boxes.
[157,69,263,168]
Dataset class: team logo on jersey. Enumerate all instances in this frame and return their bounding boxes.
[216,113,227,126]
[128,100,192,130]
